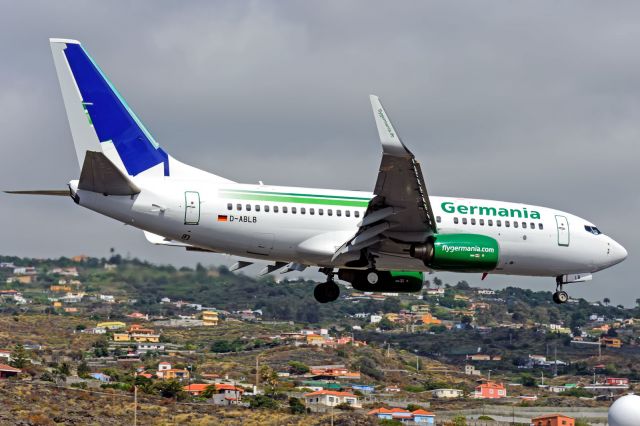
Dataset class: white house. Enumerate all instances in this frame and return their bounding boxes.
[431,388,464,398]
[304,390,361,411]
[370,315,382,324]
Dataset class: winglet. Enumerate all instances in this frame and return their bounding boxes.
[369,95,412,157]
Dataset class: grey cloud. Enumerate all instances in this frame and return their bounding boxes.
[1,1,638,304]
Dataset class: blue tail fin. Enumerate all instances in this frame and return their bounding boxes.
[50,38,169,176]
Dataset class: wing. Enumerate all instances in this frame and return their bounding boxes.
[334,95,437,261]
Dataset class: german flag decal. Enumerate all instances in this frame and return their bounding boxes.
[217,215,228,222]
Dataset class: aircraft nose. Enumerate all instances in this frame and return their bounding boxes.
[608,239,628,266]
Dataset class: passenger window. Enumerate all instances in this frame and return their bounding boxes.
[274,206,279,213]
[522,222,527,229]
[283,206,288,213]
[255,205,260,212]
[264,205,270,212]
[337,210,342,217]
[246,204,251,212]
[488,219,493,226]
[301,207,306,215]
[497,220,502,227]
[310,208,315,215]
[513,221,518,228]
[355,211,360,218]
[530,222,534,229]
[454,217,459,224]
[346,210,350,217]
[462,218,468,225]
[479,219,484,226]
[319,209,324,216]
[227,203,232,210]
[328,209,333,216]
[505,221,510,227]
[539,223,543,230]
[236,204,242,211]
[471,218,476,225]
[436,216,442,223]
[292,207,297,214]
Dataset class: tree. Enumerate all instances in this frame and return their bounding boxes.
[451,415,467,426]
[288,397,305,414]
[603,297,610,306]
[77,361,91,378]
[10,343,29,369]
[433,277,443,288]
[249,395,279,409]
[288,361,310,375]
[155,380,186,400]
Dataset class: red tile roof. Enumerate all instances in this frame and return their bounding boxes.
[0,363,21,373]
[184,383,210,392]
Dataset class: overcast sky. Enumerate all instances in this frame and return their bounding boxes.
[0,1,638,305]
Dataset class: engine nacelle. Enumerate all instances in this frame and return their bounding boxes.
[411,233,499,272]
[338,270,423,293]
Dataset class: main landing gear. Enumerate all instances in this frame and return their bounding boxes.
[314,269,340,303]
[553,276,569,304]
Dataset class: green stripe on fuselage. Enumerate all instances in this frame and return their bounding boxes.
[220,190,371,207]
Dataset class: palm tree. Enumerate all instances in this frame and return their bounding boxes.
[603,297,610,306]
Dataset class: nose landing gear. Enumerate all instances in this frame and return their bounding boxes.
[313,269,340,303]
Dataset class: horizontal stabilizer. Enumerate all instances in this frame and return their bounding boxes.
[4,190,69,196]
[79,151,140,195]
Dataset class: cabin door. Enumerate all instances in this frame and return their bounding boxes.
[184,191,200,225]
[555,215,569,246]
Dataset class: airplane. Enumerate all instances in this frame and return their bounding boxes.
[6,38,628,304]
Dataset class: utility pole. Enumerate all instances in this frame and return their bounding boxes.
[553,344,558,377]
[133,384,138,426]
[598,337,602,361]
[255,355,260,390]
[541,371,544,386]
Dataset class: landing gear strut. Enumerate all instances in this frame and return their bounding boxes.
[314,269,340,303]
[553,277,569,304]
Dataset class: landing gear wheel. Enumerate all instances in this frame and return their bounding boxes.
[552,291,569,304]
[313,281,340,303]
[366,269,379,285]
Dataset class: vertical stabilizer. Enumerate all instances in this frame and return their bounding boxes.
[50,38,169,177]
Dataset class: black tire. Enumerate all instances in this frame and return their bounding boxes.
[557,291,569,304]
[326,281,340,302]
[552,292,561,304]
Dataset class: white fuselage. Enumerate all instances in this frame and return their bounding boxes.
[70,179,627,278]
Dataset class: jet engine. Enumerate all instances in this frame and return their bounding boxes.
[410,233,499,272]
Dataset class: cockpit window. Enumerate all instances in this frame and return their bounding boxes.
[584,225,602,235]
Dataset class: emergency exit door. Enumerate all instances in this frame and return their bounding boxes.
[555,215,569,246]
[184,191,200,225]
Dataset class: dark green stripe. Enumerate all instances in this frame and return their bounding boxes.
[222,192,369,207]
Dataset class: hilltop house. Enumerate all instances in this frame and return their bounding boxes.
[473,381,506,399]
[368,408,435,424]
[531,414,575,426]
[202,311,219,326]
[304,390,361,411]
[431,388,464,398]
[0,364,21,379]
[156,362,190,381]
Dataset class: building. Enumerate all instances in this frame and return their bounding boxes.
[304,390,361,411]
[113,333,131,342]
[606,378,630,387]
[90,373,111,383]
[465,364,481,376]
[602,337,622,348]
[368,408,435,424]
[137,343,165,353]
[6,275,35,284]
[473,381,506,399]
[420,313,441,325]
[97,321,126,330]
[431,388,464,398]
[202,311,219,326]
[0,350,11,363]
[531,414,575,426]
[183,383,210,396]
[0,363,21,379]
[156,362,190,380]
[13,266,36,275]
